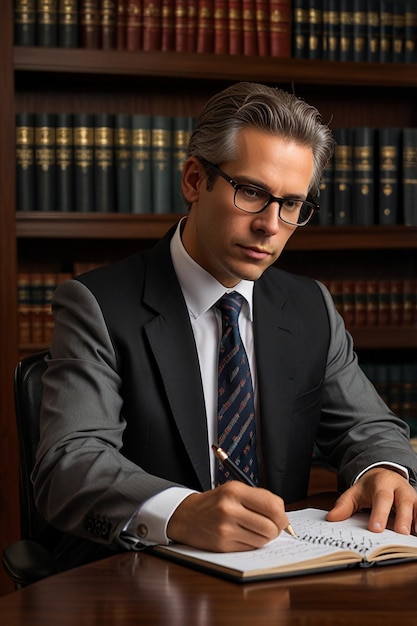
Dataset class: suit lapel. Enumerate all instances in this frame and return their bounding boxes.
[142,231,211,491]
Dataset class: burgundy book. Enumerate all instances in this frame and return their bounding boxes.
[242,0,257,55]
[186,0,198,51]
[214,0,228,54]
[80,0,100,48]
[116,0,128,49]
[143,0,162,50]
[228,0,243,54]
[175,0,188,51]
[100,0,117,49]
[197,0,214,53]
[161,0,175,51]
[269,0,292,57]
[255,0,269,55]
[126,0,143,50]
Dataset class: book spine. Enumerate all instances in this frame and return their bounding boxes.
[352,0,367,62]
[403,278,417,326]
[352,127,375,226]
[16,112,36,212]
[126,0,143,51]
[378,127,400,225]
[367,0,379,63]
[186,0,198,52]
[161,0,175,51]
[172,116,193,214]
[43,272,58,344]
[308,0,323,59]
[255,0,269,56]
[324,0,339,61]
[143,0,162,50]
[393,0,406,63]
[116,0,128,49]
[402,127,417,226]
[94,113,115,213]
[115,114,132,213]
[73,113,95,212]
[333,128,353,226]
[378,279,391,326]
[58,0,78,47]
[175,0,188,52]
[353,280,367,326]
[321,0,331,60]
[15,0,36,45]
[339,0,353,61]
[36,0,58,46]
[214,0,228,54]
[405,0,417,63]
[365,279,379,326]
[197,0,214,53]
[80,0,101,48]
[317,157,334,226]
[17,273,31,345]
[131,114,152,214]
[228,0,243,54]
[379,0,393,63]
[100,0,117,49]
[35,113,56,212]
[390,278,403,326]
[242,0,257,56]
[151,116,172,214]
[30,272,44,344]
[56,112,74,212]
[269,0,292,57]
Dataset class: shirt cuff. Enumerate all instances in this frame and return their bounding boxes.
[122,487,197,548]
[354,462,409,484]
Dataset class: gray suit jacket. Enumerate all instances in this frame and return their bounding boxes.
[33,226,417,555]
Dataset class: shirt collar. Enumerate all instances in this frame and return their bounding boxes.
[170,218,254,321]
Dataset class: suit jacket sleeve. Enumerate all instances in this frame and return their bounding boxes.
[315,281,417,490]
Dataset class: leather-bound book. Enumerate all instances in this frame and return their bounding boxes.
[126,0,143,50]
[197,0,214,53]
[269,0,291,57]
[172,116,193,214]
[56,113,74,212]
[151,115,172,214]
[73,113,95,212]
[80,0,100,48]
[352,127,375,226]
[255,0,269,56]
[58,0,78,47]
[115,114,132,213]
[378,127,400,225]
[242,0,256,55]
[402,128,417,226]
[228,0,243,55]
[16,113,35,212]
[214,0,228,54]
[333,128,353,226]
[35,112,56,212]
[100,0,117,49]
[352,0,367,62]
[175,0,188,52]
[405,0,417,63]
[14,0,36,45]
[293,0,309,58]
[161,0,175,51]
[94,113,115,212]
[36,0,58,46]
[143,0,162,50]
[131,114,152,213]
[116,0,128,49]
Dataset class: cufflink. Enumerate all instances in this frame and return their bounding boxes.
[137,523,148,539]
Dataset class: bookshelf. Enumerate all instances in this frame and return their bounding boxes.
[1,4,416,595]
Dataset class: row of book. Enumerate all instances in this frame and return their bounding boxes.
[294,0,417,64]
[16,112,195,214]
[360,361,417,424]
[316,127,417,227]
[14,1,417,64]
[320,278,417,329]
[16,114,417,224]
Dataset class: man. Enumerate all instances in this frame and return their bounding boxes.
[33,82,417,570]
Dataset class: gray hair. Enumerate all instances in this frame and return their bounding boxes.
[186,82,334,205]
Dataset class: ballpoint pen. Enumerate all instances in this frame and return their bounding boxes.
[212,444,297,538]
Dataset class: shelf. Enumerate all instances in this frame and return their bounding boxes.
[16,214,417,250]
[14,48,417,88]
[347,326,417,350]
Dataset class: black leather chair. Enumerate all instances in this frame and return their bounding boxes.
[2,351,61,587]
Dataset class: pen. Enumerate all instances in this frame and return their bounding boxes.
[212,444,297,538]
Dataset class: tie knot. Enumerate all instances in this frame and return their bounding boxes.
[217,292,244,326]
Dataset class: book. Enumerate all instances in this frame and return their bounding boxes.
[36,0,58,46]
[58,0,78,47]
[393,0,406,63]
[333,128,353,226]
[307,0,323,60]
[352,0,366,62]
[172,116,193,214]
[143,0,162,50]
[269,0,292,57]
[379,0,394,63]
[80,0,100,48]
[255,0,269,56]
[293,0,309,58]
[35,112,56,212]
[73,113,95,212]
[378,127,400,225]
[115,114,132,213]
[197,0,214,53]
[151,115,172,214]
[161,0,175,52]
[116,0,128,49]
[131,114,152,214]
[402,127,417,226]
[367,0,380,62]
[153,508,417,582]
[405,0,417,63]
[228,0,243,55]
[100,0,117,49]
[339,0,353,62]
[174,0,188,52]
[242,0,256,56]
[56,113,74,212]
[186,0,198,52]
[94,113,115,212]
[14,0,36,46]
[352,127,375,226]
[126,0,143,50]
[324,0,339,61]
[16,113,35,212]
[213,0,228,54]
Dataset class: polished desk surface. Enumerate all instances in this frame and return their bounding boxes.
[1,495,417,625]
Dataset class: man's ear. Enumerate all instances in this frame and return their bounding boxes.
[182,157,204,204]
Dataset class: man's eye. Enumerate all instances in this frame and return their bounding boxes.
[241,186,264,200]
[282,199,302,212]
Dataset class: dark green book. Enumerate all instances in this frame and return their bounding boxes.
[131,114,152,214]
[172,116,193,214]
[352,127,375,226]
[339,0,353,61]
[35,113,56,212]
[94,113,115,213]
[402,128,417,226]
[36,0,58,46]
[352,0,367,62]
[378,127,401,225]
[392,0,406,63]
[151,115,172,214]
[325,0,339,61]
[73,113,94,213]
[308,0,323,59]
[405,0,417,63]
[16,113,35,212]
[56,113,73,212]
[58,0,79,47]
[14,0,36,45]
[333,128,353,226]
[293,0,309,58]
[379,0,394,63]
[115,114,132,213]
[317,157,334,226]
[367,0,380,62]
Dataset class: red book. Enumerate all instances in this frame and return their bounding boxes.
[100,0,117,49]
[242,0,257,55]
[161,0,175,51]
[366,279,379,326]
[186,0,198,51]
[353,280,367,327]
[390,279,403,326]
[116,0,128,49]
[269,0,291,57]
[228,0,243,54]
[197,0,214,53]
[80,0,100,48]
[126,0,143,50]
[341,280,355,329]
[378,280,391,326]
[143,0,162,50]
[175,0,188,51]
[255,0,269,56]
[214,0,228,54]
[403,278,417,325]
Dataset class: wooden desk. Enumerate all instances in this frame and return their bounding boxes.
[1,495,417,625]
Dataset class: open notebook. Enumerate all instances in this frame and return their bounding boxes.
[152,508,417,582]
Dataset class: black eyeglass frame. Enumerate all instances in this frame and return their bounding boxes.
[199,158,319,227]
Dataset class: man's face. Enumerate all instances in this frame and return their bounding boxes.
[181,128,315,288]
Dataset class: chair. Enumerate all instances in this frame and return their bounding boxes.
[2,351,61,587]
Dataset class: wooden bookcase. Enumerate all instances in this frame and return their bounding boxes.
[1,3,416,595]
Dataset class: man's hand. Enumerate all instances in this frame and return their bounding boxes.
[326,467,417,535]
[166,481,290,552]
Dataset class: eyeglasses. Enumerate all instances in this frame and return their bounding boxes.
[200,158,319,227]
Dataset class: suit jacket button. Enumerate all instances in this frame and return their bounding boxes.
[137,523,148,538]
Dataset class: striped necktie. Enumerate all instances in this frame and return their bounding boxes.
[216,292,258,485]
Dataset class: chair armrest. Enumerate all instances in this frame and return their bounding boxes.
[2,539,57,587]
